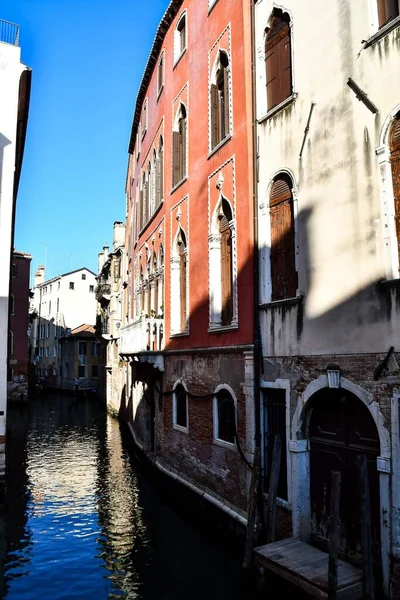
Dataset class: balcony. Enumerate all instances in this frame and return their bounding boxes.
[0,20,19,46]
[120,318,164,355]
[95,283,111,302]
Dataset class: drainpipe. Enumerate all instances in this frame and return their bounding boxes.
[251,0,261,457]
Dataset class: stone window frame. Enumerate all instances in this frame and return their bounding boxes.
[213,383,238,449]
[172,379,189,433]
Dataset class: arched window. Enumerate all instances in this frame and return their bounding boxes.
[214,388,235,444]
[211,51,230,149]
[156,137,164,206]
[219,199,233,325]
[10,294,15,316]
[173,104,187,186]
[265,9,292,111]
[390,113,400,265]
[269,174,297,300]
[140,172,146,230]
[150,152,156,215]
[173,382,188,430]
[377,0,399,28]
[171,228,188,334]
[159,244,164,267]
[174,12,187,63]
[9,331,14,356]
[140,267,145,314]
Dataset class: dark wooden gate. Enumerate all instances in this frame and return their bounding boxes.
[309,389,381,567]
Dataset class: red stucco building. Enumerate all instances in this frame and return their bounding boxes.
[8,250,32,401]
[120,0,255,521]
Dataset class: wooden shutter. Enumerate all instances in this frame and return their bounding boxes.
[211,83,220,148]
[180,118,187,180]
[179,244,187,331]
[173,131,180,186]
[270,178,297,300]
[220,217,233,325]
[391,116,400,268]
[139,189,143,231]
[265,15,291,110]
[159,148,164,201]
[223,69,230,137]
[155,157,161,206]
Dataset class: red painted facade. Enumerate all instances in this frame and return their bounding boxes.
[122,0,255,517]
[8,251,31,384]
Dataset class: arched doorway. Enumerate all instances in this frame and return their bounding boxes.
[308,388,380,567]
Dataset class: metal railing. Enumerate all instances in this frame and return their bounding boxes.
[0,20,20,46]
[120,318,164,354]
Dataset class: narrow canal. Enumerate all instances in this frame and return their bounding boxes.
[1,394,256,600]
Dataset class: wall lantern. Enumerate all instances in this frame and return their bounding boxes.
[326,363,341,388]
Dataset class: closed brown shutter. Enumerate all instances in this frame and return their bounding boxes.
[173,131,180,186]
[391,115,400,269]
[179,118,187,180]
[270,178,297,300]
[265,15,291,110]
[220,217,233,325]
[211,83,219,148]
[159,147,164,201]
[377,0,387,25]
[179,242,187,331]
[223,69,230,137]
[139,188,143,231]
[155,157,161,206]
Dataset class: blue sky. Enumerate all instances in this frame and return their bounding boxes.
[2,0,168,283]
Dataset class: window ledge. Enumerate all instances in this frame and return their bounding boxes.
[208,323,239,333]
[173,48,187,70]
[156,84,164,102]
[171,176,187,195]
[365,16,400,48]
[258,93,298,124]
[262,492,291,510]
[170,330,190,338]
[208,133,232,159]
[213,437,236,450]
[260,295,302,309]
[173,423,188,434]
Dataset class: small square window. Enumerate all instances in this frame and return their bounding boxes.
[78,365,86,378]
[69,282,75,290]
[82,274,86,280]
[11,264,17,278]
[89,285,94,293]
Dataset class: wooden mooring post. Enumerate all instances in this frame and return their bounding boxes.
[243,447,260,570]
[357,454,375,600]
[328,470,341,600]
[266,434,281,544]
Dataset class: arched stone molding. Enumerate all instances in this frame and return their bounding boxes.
[210,48,230,88]
[290,374,390,595]
[170,226,188,335]
[209,195,237,328]
[259,168,299,304]
[376,103,400,280]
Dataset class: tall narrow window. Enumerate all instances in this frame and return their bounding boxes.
[219,199,233,325]
[11,264,17,277]
[156,137,164,206]
[173,104,187,186]
[178,15,186,55]
[269,174,297,301]
[211,51,230,149]
[391,113,400,266]
[377,0,400,27]
[263,388,288,500]
[10,294,15,316]
[265,10,292,111]
[9,331,14,356]
[178,229,187,332]
[158,52,164,95]
[214,389,235,444]
[173,382,188,429]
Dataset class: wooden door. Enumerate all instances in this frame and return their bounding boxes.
[309,389,381,567]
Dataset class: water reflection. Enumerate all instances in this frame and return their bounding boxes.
[2,396,248,600]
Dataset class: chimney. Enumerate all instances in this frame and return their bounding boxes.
[34,265,45,288]
[113,222,126,251]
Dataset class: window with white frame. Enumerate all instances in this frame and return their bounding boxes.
[156,136,164,206]
[213,387,236,445]
[390,112,400,267]
[174,12,187,64]
[158,51,165,96]
[141,98,148,137]
[210,50,230,150]
[209,196,236,328]
[170,226,188,334]
[173,381,188,430]
[172,103,187,187]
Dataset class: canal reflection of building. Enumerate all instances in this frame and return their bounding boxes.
[95,415,150,598]
[3,406,33,596]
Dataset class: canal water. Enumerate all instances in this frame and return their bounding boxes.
[1,394,255,600]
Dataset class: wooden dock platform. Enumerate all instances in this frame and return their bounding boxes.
[254,538,363,599]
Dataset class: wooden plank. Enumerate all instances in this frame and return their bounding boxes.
[357,454,374,600]
[243,447,260,570]
[328,471,341,599]
[266,434,281,542]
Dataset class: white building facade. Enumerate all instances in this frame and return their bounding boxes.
[255,1,400,596]
[30,267,97,386]
[0,19,31,488]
